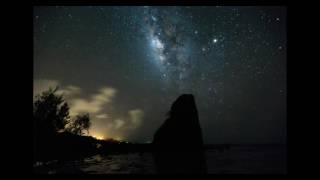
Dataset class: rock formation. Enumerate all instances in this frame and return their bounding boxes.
[153,94,207,173]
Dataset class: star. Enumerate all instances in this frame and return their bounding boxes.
[33,6,287,147]
[151,16,157,21]
[213,38,218,43]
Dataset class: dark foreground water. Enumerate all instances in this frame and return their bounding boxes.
[34,145,286,174]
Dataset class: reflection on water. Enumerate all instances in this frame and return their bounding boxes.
[82,153,156,174]
[34,153,156,174]
[34,145,286,174]
[206,145,286,174]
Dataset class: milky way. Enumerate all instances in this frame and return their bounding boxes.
[34,6,286,144]
[142,7,198,91]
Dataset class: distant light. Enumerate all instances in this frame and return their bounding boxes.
[93,135,104,140]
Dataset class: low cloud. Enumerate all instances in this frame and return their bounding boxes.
[96,114,108,119]
[33,78,144,141]
[56,85,81,97]
[129,109,144,129]
[90,109,144,140]
[34,79,117,117]
[69,87,117,116]
[114,119,125,129]
[33,79,81,100]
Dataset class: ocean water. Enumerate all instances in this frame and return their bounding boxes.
[206,145,286,174]
[34,145,286,174]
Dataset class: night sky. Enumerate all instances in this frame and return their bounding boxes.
[33,6,286,144]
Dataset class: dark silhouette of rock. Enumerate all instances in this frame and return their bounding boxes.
[153,94,207,173]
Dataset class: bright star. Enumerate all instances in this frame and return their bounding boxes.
[213,38,218,43]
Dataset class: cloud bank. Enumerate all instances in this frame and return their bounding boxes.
[33,79,144,141]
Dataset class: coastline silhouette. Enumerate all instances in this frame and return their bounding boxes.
[34,89,286,174]
[152,94,207,173]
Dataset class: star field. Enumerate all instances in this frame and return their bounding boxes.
[34,6,286,144]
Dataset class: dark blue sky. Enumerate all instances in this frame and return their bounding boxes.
[34,6,286,144]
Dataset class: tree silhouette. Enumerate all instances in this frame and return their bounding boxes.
[68,113,91,135]
[34,87,97,162]
[34,86,70,135]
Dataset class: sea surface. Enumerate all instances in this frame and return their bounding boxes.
[34,145,286,174]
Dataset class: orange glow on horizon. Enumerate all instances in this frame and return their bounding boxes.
[92,135,105,140]
[96,136,104,140]
[90,133,123,141]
